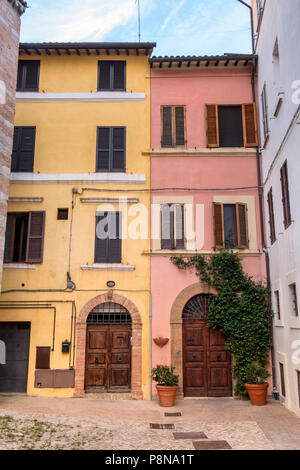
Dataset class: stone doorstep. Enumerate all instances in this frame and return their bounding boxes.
[84,393,133,400]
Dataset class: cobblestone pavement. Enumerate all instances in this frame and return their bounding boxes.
[0,395,299,450]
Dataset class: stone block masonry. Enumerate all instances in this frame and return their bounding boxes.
[0,0,25,290]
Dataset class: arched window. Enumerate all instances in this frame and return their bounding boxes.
[0,340,6,365]
[182,294,214,320]
[87,302,132,324]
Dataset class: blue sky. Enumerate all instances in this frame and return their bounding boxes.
[20,0,252,56]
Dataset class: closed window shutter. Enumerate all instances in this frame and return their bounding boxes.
[97,127,110,171]
[161,204,174,249]
[162,107,173,147]
[242,103,257,147]
[280,161,292,229]
[16,62,24,90]
[237,203,248,248]
[206,104,219,147]
[108,212,122,263]
[4,214,16,262]
[98,61,111,90]
[213,203,224,248]
[36,347,51,370]
[95,213,109,262]
[261,83,269,141]
[175,107,185,146]
[112,127,125,171]
[113,61,126,90]
[95,212,121,263]
[25,61,40,90]
[267,188,276,244]
[11,127,35,172]
[175,204,185,249]
[25,211,45,263]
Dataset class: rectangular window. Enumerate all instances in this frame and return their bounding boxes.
[267,188,276,244]
[274,290,280,320]
[17,60,40,92]
[161,106,186,148]
[98,61,126,91]
[280,160,292,229]
[213,203,248,249]
[161,204,185,250]
[279,362,286,398]
[11,127,36,173]
[218,106,244,147]
[206,103,257,148]
[261,83,269,143]
[289,283,298,317]
[4,212,45,264]
[96,127,126,172]
[95,212,121,263]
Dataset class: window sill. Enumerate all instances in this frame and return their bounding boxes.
[3,263,36,270]
[142,250,262,257]
[148,148,257,157]
[80,264,135,271]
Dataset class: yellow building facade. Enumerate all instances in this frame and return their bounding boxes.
[0,42,155,399]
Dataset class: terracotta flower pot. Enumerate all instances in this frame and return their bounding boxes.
[245,383,268,406]
[156,385,178,407]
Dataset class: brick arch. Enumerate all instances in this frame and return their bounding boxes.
[170,282,217,397]
[74,292,143,399]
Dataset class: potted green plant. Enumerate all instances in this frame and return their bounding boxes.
[245,364,270,406]
[152,365,179,407]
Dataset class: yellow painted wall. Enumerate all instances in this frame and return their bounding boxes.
[1,52,151,398]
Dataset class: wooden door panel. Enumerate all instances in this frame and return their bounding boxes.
[185,327,204,346]
[88,331,107,349]
[85,323,131,392]
[87,353,106,365]
[185,351,204,363]
[183,318,232,397]
[86,368,106,387]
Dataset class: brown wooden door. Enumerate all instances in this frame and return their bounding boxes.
[183,319,232,397]
[85,324,131,392]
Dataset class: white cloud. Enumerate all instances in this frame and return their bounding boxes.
[161,0,186,31]
[32,0,143,42]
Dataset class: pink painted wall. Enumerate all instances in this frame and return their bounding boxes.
[150,66,267,393]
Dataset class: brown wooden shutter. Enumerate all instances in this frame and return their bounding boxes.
[237,203,248,248]
[175,204,185,249]
[206,104,219,148]
[242,103,257,147]
[175,107,185,146]
[213,203,224,248]
[26,211,45,263]
[36,347,50,369]
[4,214,16,262]
[280,161,292,229]
[161,204,174,249]
[161,106,173,147]
[267,188,276,244]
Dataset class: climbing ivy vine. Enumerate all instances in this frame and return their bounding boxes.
[171,251,273,396]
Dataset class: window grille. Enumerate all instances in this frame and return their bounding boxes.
[182,294,214,319]
[87,302,132,324]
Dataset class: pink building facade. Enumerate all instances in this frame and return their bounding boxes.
[149,54,267,397]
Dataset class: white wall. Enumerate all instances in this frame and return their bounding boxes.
[255,0,300,417]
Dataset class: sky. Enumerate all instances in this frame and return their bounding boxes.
[20,0,253,57]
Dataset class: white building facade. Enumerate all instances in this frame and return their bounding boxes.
[252,0,300,417]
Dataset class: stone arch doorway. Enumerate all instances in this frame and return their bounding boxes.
[75,293,143,399]
[171,282,231,397]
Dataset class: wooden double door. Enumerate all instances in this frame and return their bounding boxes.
[183,319,232,397]
[85,324,131,392]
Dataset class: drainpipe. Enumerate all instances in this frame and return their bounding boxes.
[239,0,277,391]
[149,292,152,400]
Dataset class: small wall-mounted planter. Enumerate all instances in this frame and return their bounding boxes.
[153,337,169,348]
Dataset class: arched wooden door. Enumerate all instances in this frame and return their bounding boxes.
[182,295,232,397]
[85,302,132,393]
